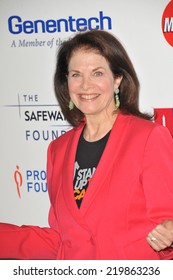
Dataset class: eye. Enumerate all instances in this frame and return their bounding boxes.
[72,73,80,77]
[68,72,81,78]
[94,71,103,77]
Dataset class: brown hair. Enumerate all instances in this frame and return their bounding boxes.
[54,30,152,127]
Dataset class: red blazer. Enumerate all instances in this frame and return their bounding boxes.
[1,113,173,259]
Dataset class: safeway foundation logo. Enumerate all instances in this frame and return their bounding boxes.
[4,93,70,142]
[162,1,173,47]
[154,108,173,136]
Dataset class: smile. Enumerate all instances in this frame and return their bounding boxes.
[79,94,100,100]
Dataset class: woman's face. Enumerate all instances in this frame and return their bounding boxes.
[67,49,122,120]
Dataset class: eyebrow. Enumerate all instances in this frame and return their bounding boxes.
[68,67,105,73]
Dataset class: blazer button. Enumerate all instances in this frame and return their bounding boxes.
[66,240,72,248]
[90,236,95,246]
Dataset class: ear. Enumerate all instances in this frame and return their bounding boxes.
[114,75,123,90]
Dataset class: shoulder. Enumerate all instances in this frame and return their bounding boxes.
[52,127,74,145]
[48,122,84,155]
[119,113,172,142]
[122,113,165,132]
[132,115,173,148]
[128,114,156,130]
[48,127,74,154]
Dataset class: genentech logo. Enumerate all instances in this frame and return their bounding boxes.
[8,11,112,34]
[154,108,173,137]
[162,1,173,47]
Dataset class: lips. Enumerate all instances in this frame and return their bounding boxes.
[79,94,100,100]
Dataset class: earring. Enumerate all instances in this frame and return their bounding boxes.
[114,88,120,109]
[69,99,74,110]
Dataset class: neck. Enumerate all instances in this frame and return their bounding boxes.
[83,113,118,142]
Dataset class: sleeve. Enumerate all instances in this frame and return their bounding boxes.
[0,222,60,260]
[0,141,61,260]
[142,125,173,259]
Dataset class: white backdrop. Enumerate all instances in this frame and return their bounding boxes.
[0,0,172,227]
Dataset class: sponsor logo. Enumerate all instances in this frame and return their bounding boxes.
[154,108,173,136]
[4,93,70,142]
[162,1,173,47]
[14,165,47,198]
[14,165,23,198]
[8,11,112,34]
[26,169,47,193]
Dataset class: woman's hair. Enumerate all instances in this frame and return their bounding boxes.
[54,29,152,127]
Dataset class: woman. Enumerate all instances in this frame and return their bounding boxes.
[0,30,173,259]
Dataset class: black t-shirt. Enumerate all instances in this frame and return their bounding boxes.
[73,130,110,208]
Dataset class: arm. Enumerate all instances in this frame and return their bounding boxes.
[142,125,173,259]
[0,141,62,260]
[0,221,60,259]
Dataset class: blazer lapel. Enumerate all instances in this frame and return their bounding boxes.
[62,123,85,221]
[80,113,130,215]
[61,113,130,219]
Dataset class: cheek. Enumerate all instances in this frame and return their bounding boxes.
[67,81,76,94]
[98,80,114,93]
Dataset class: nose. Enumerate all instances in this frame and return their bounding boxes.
[80,75,92,90]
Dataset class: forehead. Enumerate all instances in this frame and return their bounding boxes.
[68,48,109,69]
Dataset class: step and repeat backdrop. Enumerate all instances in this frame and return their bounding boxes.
[0,0,173,227]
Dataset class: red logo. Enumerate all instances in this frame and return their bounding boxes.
[14,165,23,198]
[154,108,173,136]
[162,1,173,47]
